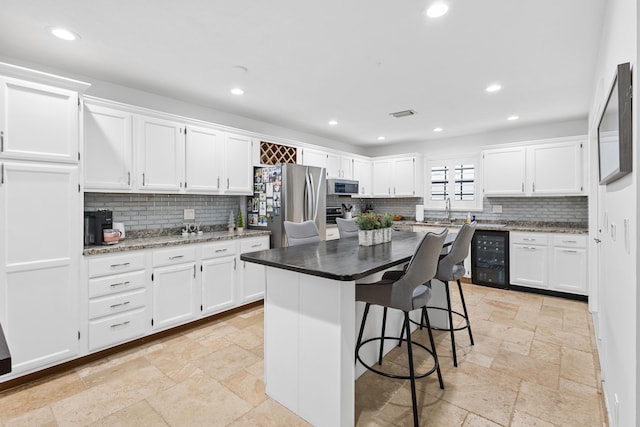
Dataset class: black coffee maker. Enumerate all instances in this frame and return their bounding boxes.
[84,209,113,246]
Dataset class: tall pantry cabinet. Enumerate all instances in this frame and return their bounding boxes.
[0,63,89,376]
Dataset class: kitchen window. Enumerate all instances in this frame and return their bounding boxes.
[425,156,482,211]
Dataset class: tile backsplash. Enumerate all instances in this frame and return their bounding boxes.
[337,196,588,224]
[85,193,246,233]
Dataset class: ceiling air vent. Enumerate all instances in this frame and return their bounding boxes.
[389,109,417,118]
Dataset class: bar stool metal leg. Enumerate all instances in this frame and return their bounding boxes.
[457,279,474,345]
[403,312,419,427]
[443,281,458,367]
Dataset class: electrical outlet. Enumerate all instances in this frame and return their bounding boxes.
[492,204,502,213]
[184,209,195,220]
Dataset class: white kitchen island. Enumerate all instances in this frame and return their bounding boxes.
[241,232,454,426]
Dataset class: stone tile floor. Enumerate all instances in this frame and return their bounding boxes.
[0,283,606,426]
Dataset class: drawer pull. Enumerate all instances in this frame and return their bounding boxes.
[215,249,228,253]
[109,262,130,269]
[110,281,131,288]
[251,244,262,248]
[169,255,184,260]
[563,250,578,253]
[522,238,536,242]
[110,321,130,329]
[562,240,577,243]
[110,301,131,309]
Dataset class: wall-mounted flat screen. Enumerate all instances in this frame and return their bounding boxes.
[598,62,632,185]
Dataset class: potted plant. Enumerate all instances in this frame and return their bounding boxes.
[236,209,245,234]
[355,212,393,246]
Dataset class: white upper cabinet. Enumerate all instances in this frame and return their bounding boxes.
[482,147,526,195]
[223,133,253,194]
[528,140,583,195]
[372,156,422,197]
[326,153,353,179]
[185,124,223,193]
[301,147,328,171]
[136,115,185,192]
[483,137,585,197]
[352,158,372,197]
[0,77,79,163]
[84,101,133,191]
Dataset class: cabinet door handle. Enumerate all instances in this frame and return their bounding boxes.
[532,182,535,192]
[0,130,4,152]
[110,301,131,309]
[227,178,230,189]
[521,182,524,192]
[127,172,131,186]
[142,172,146,186]
[234,258,237,270]
[193,264,196,278]
[217,177,220,188]
[110,281,131,288]
[109,262,130,269]
[251,244,262,248]
[169,255,184,260]
[215,248,228,253]
[110,321,130,329]
[0,163,3,185]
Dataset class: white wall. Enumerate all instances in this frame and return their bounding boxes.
[0,55,365,156]
[366,118,587,159]
[587,0,637,426]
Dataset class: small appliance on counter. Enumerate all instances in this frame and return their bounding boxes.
[84,209,113,246]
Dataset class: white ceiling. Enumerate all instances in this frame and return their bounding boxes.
[0,0,606,147]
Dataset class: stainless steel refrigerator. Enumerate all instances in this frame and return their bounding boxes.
[247,163,326,248]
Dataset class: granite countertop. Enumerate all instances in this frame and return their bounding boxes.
[240,231,455,282]
[83,229,271,256]
[403,219,588,234]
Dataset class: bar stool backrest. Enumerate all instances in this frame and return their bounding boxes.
[283,220,321,246]
[335,217,359,238]
[436,222,477,281]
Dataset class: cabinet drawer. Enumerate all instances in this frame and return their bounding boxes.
[153,246,196,267]
[552,234,586,248]
[89,308,146,351]
[89,270,146,298]
[202,241,237,259]
[240,237,269,253]
[89,252,145,278]
[325,227,339,240]
[89,288,146,319]
[510,232,548,246]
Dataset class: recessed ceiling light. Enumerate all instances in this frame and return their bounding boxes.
[485,84,502,93]
[230,88,244,95]
[433,127,444,132]
[507,115,519,121]
[377,136,385,141]
[49,27,79,41]
[328,120,338,126]
[426,2,449,18]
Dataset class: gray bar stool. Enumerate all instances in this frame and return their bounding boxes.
[355,229,448,427]
[335,217,359,238]
[283,220,321,246]
[426,222,477,367]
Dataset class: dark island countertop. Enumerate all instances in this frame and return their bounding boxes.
[240,231,455,282]
[0,323,11,376]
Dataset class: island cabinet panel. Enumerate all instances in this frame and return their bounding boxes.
[0,77,79,163]
[83,101,133,191]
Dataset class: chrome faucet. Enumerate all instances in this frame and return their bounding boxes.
[445,197,452,223]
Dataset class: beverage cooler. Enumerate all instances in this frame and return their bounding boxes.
[471,230,509,289]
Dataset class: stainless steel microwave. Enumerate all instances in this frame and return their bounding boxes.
[327,178,359,195]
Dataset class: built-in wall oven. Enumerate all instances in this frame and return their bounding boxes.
[471,230,509,289]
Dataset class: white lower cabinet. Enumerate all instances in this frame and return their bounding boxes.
[509,232,587,295]
[510,233,548,289]
[151,247,198,331]
[201,241,237,315]
[239,237,270,304]
[87,252,148,351]
[325,226,340,240]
